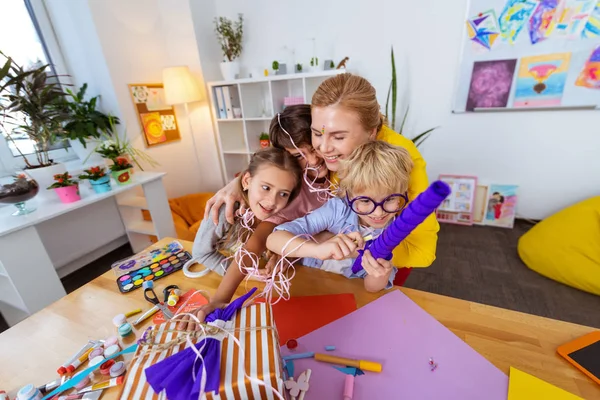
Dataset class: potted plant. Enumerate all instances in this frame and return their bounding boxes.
[214,14,244,81]
[110,157,134,186]
[92,118,159,171]
[62,83,120,163]
[296,63,303,73]
[259,132,270,148]
[0,52,70,193]
[47,172,80,204]
[79,166,111,194]
[272,61,279,74]
[309,57,319,72]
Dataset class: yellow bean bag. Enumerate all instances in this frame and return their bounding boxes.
[518,196,600,296]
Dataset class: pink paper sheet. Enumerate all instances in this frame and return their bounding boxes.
[281,290,508,399]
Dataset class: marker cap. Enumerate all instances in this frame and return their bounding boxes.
[359,360,382,372]
[57,366,67,375]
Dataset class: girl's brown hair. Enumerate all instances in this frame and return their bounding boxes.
[269,104,312,149]
[311,73,386,133]
[218,147,303,251]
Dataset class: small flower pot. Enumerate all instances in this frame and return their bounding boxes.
[260,139,270,148]
[112,169,133,186]
[90,175,112,194]
[54,185,81,204]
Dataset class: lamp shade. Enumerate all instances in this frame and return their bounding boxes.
[162,66,204,105]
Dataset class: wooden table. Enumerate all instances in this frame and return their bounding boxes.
[1,238,598,399]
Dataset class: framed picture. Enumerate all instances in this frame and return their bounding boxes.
[128,83,181,147]
[484,184,519,228]
[436,174,478,225]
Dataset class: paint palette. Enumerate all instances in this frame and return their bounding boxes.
[116,249,191,293]
[111,240,184,277]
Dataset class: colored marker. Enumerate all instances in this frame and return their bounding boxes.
[343,374,354,400]
[67,347,95,373]
[57,342,94,375]
[325,345,336,351]
[314,353,382,373]
[282,352,315,361]
[133,306,159,326]
[77,375,124,393]
[124,308,142,318]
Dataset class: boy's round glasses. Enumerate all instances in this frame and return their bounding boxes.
[346,193,409,215]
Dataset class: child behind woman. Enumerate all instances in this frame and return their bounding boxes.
[266,140,414,292]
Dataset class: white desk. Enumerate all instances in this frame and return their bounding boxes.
[0,171,176,327]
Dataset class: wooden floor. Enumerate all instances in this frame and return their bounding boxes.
[1,219,599,332]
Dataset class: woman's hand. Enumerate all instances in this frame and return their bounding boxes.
[204,177,246,225]
[313,232,364,260]
[177,301,228,331]
[361,249,393,278]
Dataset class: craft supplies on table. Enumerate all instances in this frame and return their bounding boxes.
[118,291,286,400]
[116,249,191,293]
[152,288,208,324]
[78,376,125,393]
[313,353,382,373]
[17,384,42,400]
[281,290,509,399]
[557,331,600,386]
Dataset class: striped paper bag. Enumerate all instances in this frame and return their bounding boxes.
[119,302,287,400]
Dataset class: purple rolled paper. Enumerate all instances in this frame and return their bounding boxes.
[352,180,451,274]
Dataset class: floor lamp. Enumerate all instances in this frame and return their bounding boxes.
[162,66,205,175]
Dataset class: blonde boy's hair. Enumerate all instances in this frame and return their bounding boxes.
[337,141,413,197]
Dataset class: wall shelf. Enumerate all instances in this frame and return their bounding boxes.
[126,220,156,235]
[207,69,346,183]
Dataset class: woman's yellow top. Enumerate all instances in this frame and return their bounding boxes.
[332,125,440,268]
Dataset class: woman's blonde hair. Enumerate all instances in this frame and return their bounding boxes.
[337,141,413,197]
[311,73,387,133]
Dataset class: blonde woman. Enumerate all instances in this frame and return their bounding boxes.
[205,73,439,286]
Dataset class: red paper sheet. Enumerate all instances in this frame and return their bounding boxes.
[153,289,209,324]
[257,293,357,345]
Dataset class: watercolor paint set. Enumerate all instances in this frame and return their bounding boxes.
[111,240,184,278]
[116,249,191,293]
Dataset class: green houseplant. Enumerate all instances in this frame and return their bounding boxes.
[92,117,159,171]
[384,47,436,147]
[0,52,70,194]
[214,14,244,81]
[259,132,270,148]
[62,83,120,162]
[0,52,69,168]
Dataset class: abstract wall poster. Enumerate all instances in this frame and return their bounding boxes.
[513,52,572,107]
[499,0,539,44]
[575,45,600,88]
[528,0,560,44]
[466,59,518,111]
[128,83,181,147]
[582,1,600,37]
[484,184,519,228]
[553,0,597,38]
[466,9,501,50]
[436,175,478,225]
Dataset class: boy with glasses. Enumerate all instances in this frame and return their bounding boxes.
[266,141,414,292]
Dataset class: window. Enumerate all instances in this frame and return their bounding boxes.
[0,0,73,174]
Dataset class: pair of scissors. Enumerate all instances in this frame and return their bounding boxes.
[142,281,179,320]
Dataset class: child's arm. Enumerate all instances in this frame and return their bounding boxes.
[360,250,396,292]
[191,207,230,273]
[210,221,277,305]
[266,199,363,260]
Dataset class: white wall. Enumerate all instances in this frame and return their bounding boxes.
[197,0,600,219]
[46,0,222,198]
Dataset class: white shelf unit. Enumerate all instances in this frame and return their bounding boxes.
[207,70,346,184]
